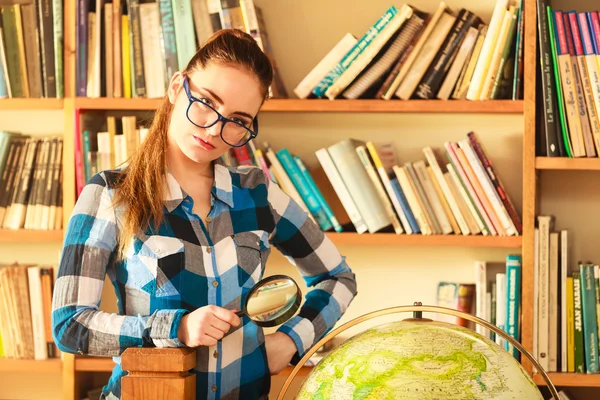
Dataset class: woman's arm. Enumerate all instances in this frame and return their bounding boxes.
[51,173,187,357]
[265,173,358,363]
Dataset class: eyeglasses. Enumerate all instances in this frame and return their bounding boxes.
[182,76,258,148]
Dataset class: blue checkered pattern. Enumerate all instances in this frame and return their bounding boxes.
[52,160,357,399]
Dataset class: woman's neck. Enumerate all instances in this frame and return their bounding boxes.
[166,143,214,194]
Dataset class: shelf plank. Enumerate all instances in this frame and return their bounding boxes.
[533,373,600,388]
[0,358,62,373]
[0,229,64,243]
[0,98,64,110]
[535,157,600,170]
[326,233,522,248]
[73,98,524,113]
[75,356,115,372]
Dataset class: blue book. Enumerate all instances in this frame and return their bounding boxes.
[294,156,342,233]
[172,0,197,69]
[158,0,180,81]
[276,149,332,231]
[580,263,599,373]
[311,6,398,98]
[505,254,522,360]
[0,51,6,98]
[389,177,419,234]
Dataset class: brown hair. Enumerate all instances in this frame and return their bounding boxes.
[112,29,274,257]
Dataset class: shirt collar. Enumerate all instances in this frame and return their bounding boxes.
[164,158,234,212]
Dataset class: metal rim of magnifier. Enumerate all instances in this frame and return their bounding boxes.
[242,274,301,328]
[276,304,559,400]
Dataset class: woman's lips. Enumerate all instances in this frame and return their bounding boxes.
[193,135,216,150]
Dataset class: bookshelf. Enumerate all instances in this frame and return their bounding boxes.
[5,0,600,398]
[0,229,64,243]
[70,97,524,113]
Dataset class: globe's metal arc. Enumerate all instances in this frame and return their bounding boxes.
[277,304,559,400]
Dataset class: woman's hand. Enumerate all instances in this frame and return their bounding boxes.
[264,332,297,375]
[177,305,241,347]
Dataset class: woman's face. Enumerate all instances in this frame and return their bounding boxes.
[166,63,264,166]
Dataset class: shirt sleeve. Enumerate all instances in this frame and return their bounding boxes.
[265,175,358,364]
[51,172,188,357]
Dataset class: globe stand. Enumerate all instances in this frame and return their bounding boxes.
[277,302,559,400]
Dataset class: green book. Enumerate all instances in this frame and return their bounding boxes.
[579,264,599,373]
[573,271,585,373]
[546,5,573,157]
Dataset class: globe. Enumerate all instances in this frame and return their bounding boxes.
[296,319,544,399]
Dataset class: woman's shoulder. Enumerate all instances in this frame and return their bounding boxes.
[86,168,127,190]
[221,164,269,188]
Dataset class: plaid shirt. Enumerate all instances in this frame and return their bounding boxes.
[52,160,357,400]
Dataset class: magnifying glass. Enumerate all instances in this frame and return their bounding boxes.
[235,275,302,327]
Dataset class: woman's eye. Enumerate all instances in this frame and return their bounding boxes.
[231,117,248,125]
[199,97,214,107]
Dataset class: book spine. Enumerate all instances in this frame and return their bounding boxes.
[315,148,368,234]
[505,254,522,360]
[566,276,575,373]
[389,177,419,234]
[126,0,145,97]
[415,9,476,99]
[40,0,57,97]
[277,149,332,231]
[158,0,179,83]
[537,215,551,371]
[76,0,88,96]
[512,1,525,100]
[311,6,397,98]
[171,0,196,70]
[580,263,599,373]
[294,156,341,233]
[578,13,600,145]
[573,271,585,373]
[0,36,7,98]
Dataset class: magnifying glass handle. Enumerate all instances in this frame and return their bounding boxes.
[235,310,244,318]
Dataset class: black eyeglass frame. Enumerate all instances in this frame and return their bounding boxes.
[182,75,259,148]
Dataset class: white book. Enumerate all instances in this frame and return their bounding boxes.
[479,7,514,100]
[293,33,357,99]
[27,267,48,360]
[423,147,469,235]
[495,273,507,348]
[466,0,509,100]
[315,148,368,234]
[446,160,488,235]
[475,261,487,337]
[139,3,166,98]
[537,215,553,372]
[533,228,539,373]
[548,232,559,372]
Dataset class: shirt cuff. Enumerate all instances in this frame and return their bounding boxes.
[277,316,312,366]
[150,309,188,348]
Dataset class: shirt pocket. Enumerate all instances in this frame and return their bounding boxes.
[141,236,185,297]
[232,231,270,288]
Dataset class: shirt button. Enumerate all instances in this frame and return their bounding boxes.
[206,247,212,254]
[206,216,212,223]
[212,281,219,287]
[213,350,219,358]
[211,385,218,392]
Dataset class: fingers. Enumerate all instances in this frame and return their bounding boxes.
[204,325,225,341]
[210,316,231,335]
[209,305,241,327]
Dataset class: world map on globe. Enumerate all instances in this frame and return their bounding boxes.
[296,319,544,399]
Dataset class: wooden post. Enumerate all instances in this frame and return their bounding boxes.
[121,348,197,400]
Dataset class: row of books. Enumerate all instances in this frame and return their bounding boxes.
[294,0,525,101]
[0,263,59,360]
[534,216,600,375]
[0,2,64,99]
[435,255,523,360]
[536,2,600,158]
[0,133,64,231]
[75,0,286,99]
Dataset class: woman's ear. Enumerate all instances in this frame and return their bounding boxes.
[167,72,184,105]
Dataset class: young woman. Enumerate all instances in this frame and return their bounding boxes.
[52,29,357,400]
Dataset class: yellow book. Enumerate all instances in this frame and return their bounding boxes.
[566,276,575,373]
[121,14,132,99]
[426,165,460,235]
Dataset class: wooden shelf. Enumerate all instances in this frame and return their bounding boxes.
[533,372,600,388]
[326,232,522,248]
[75,356,114,372]
[0,358,62,373]
[535,157,600,170]
[73,97,524,113]
[0,229,64,243]
[0,98,64,110]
